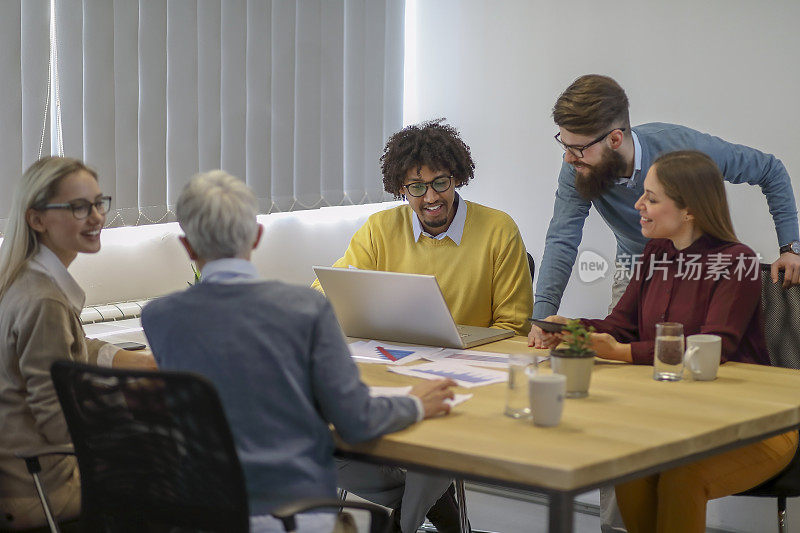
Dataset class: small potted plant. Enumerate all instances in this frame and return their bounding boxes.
[550,319,596,398]
[187,264,201,286]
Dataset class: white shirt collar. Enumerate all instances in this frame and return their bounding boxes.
[201,258,261,284]
[410,193,467,245]
[615,130,642,189]
[28,245,85,313]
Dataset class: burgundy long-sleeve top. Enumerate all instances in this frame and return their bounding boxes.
[582,235,770,366]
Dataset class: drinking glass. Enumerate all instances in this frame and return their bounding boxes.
[504,352,537,418]
[654,322,684,381]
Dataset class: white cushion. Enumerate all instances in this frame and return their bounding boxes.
[68,202,400,306]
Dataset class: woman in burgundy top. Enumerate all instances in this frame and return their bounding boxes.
[582,232,769,366]
[534,150,797,533]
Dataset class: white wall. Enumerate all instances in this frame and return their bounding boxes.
[408,1,800,530]
[407,0,800,320]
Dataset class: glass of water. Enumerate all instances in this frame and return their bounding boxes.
[504,352,537,419]
[654,322,685,381]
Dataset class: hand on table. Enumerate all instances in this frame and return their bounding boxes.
[772,253,800,288]
[589,333,632,362]
[528,315,569,349]
[409,379,457,418]
[112,349,158,370]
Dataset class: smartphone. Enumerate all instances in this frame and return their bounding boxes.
[113,341,147,351]
[528,318,567,333]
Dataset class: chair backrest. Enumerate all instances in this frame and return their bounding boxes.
[760,264,800,369]
[50,360,250,532]
[526,252,536,282]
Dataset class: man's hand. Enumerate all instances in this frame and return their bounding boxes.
[409,379,457,418]
[772,252,800,288]
[528,315,569,349]
[112,349,158,370]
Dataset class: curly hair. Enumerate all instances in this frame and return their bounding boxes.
[380,119,475,197]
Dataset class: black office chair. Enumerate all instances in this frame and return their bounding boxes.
[17,361,390,533]
[526,252,536,282]
[734,264,800,532]
[758,264,800,369]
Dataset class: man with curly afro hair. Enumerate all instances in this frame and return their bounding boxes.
[314,120,533,533]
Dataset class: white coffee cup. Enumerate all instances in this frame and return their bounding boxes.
[684,334,722,381]
[529,373,566,427]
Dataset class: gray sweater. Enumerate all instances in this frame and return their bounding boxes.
[142,279,418,515]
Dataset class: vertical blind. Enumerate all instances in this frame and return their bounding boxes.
[0,1,50,234]
[0,0,404,231]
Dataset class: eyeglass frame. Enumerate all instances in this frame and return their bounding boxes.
[554,127,626,159]
[402,176,454,198]
[37,195,113,220]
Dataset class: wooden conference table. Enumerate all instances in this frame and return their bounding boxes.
[336,335,800,533]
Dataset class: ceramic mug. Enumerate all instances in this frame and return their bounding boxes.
[685,334,722,381]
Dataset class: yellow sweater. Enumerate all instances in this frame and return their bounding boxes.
[313,201,532,335]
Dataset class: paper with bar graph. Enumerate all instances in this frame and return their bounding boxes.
[388,361,508,388]
[347,340,443,365]
[423,349,550,369]
[425,349,511,368]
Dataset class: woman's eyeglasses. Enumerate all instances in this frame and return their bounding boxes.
[39,196,112,219]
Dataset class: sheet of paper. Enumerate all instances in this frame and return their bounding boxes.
[369,385,413,396]
[83,319,148,345]
[423,349,549,369]
[348,340,443,365]
[368,385,473,408]
[388,361,508,388]
[426,349,511,368]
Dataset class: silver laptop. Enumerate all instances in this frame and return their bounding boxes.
[313,266,514,349]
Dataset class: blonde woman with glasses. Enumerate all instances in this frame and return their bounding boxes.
[0,156,156,530]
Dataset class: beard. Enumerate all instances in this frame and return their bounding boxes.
[573,148,628,201]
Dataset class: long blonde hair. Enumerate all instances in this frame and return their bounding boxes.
[0,157,98,300]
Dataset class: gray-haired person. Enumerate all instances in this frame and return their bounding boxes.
[142,170,455,533]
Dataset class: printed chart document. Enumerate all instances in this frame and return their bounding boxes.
[425,349,511,369]
[389,361,508,388]
[348,340,443,365]
[422,349,551,369]
[369,386,473,408]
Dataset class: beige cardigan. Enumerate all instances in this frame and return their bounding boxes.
[0,267,105,498]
